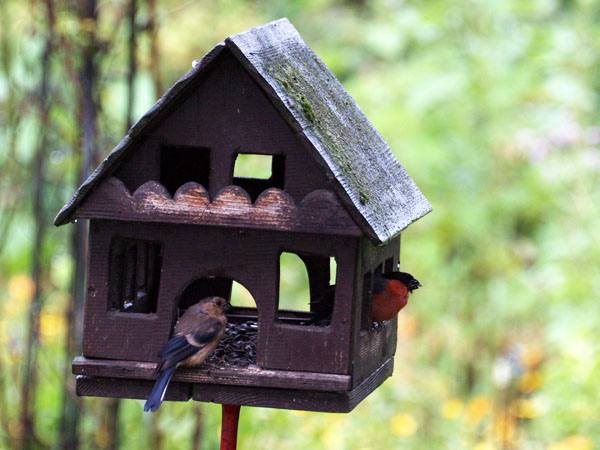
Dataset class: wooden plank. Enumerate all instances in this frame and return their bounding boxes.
[191,357,394,413]
[75,375,191,401]
[350,236,401,387]
[74,358,393,412]
[347,357,394,410]
[76,177,362,237]
[72,356,351,392]
[192,383,348,413]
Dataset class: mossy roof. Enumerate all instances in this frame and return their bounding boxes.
[56,18,431,244]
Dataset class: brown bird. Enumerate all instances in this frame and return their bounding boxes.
[144,296,230,412]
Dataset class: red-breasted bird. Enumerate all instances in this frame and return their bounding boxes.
[371,271,421,321]
[310,271,421,323]
[144,296,230,412]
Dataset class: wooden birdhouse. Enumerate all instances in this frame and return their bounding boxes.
[56,18,431,413]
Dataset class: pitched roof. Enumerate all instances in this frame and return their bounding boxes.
[55,18,431,243]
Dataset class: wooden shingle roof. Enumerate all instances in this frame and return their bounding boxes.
[55,18,431,243]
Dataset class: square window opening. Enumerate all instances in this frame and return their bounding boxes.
[108,237,162,314]
[232,153,284,202]
[160,145,210,196]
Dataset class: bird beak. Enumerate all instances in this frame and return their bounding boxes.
[410,280,422,291]
[223,301,232,311]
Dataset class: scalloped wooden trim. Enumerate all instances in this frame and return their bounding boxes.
[76,177,362,236]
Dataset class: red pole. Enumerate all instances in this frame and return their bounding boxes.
[220,404,241,450]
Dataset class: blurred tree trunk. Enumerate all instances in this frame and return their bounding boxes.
[148,0,162,99]
[104,1,139,447]
[59,0,98,448]
[146,3,165,446]
[192,405,204,450]
[125,0,137,131]
[106,399,121,450]
[0,4,26,257]
[149,413,164,450]
[19,0,55,448]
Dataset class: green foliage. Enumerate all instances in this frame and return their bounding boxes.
[1,0,599,448]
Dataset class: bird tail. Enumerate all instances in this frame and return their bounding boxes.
[143,366,177,412]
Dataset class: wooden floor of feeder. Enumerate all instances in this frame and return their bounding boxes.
[73,357,394,413]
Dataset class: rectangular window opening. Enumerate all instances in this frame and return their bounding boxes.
[109,237,162,314]
[384,257,395,274]
[160,145,210,196]
[232,153,284,202]
[329,256,337,285]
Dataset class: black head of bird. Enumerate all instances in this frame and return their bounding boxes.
[381,271,422,292]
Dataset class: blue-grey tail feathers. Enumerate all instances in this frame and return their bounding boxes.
[143,366,177,412]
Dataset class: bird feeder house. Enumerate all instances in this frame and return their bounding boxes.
[56,19,431,413]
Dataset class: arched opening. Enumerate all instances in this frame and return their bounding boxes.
[277,251,337,326]
[177,276,258,368]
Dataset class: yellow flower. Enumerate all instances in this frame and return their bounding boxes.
[494,411,516,442]
[441,398,463,420]
[391,413,418,437]
[466,396,492,425]
[547,436,593,450]
[510,398,540,419]
[39,310,67,345]
[517,371,542,393]
[6,274,35,315]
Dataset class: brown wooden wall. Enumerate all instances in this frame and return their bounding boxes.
[111,49,331,204]
[350,235,401,387]
[84,219,358,374]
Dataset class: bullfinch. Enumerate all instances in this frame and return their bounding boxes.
[311,271,421,323]
[144,296,231,412]
[371,271,421,322]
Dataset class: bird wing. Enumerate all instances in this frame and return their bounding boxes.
[155,318,222,373]
[185,318,222,348]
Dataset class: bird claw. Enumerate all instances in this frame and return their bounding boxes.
[372,321,383,332]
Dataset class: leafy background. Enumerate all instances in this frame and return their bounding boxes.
[1,0,599,448]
